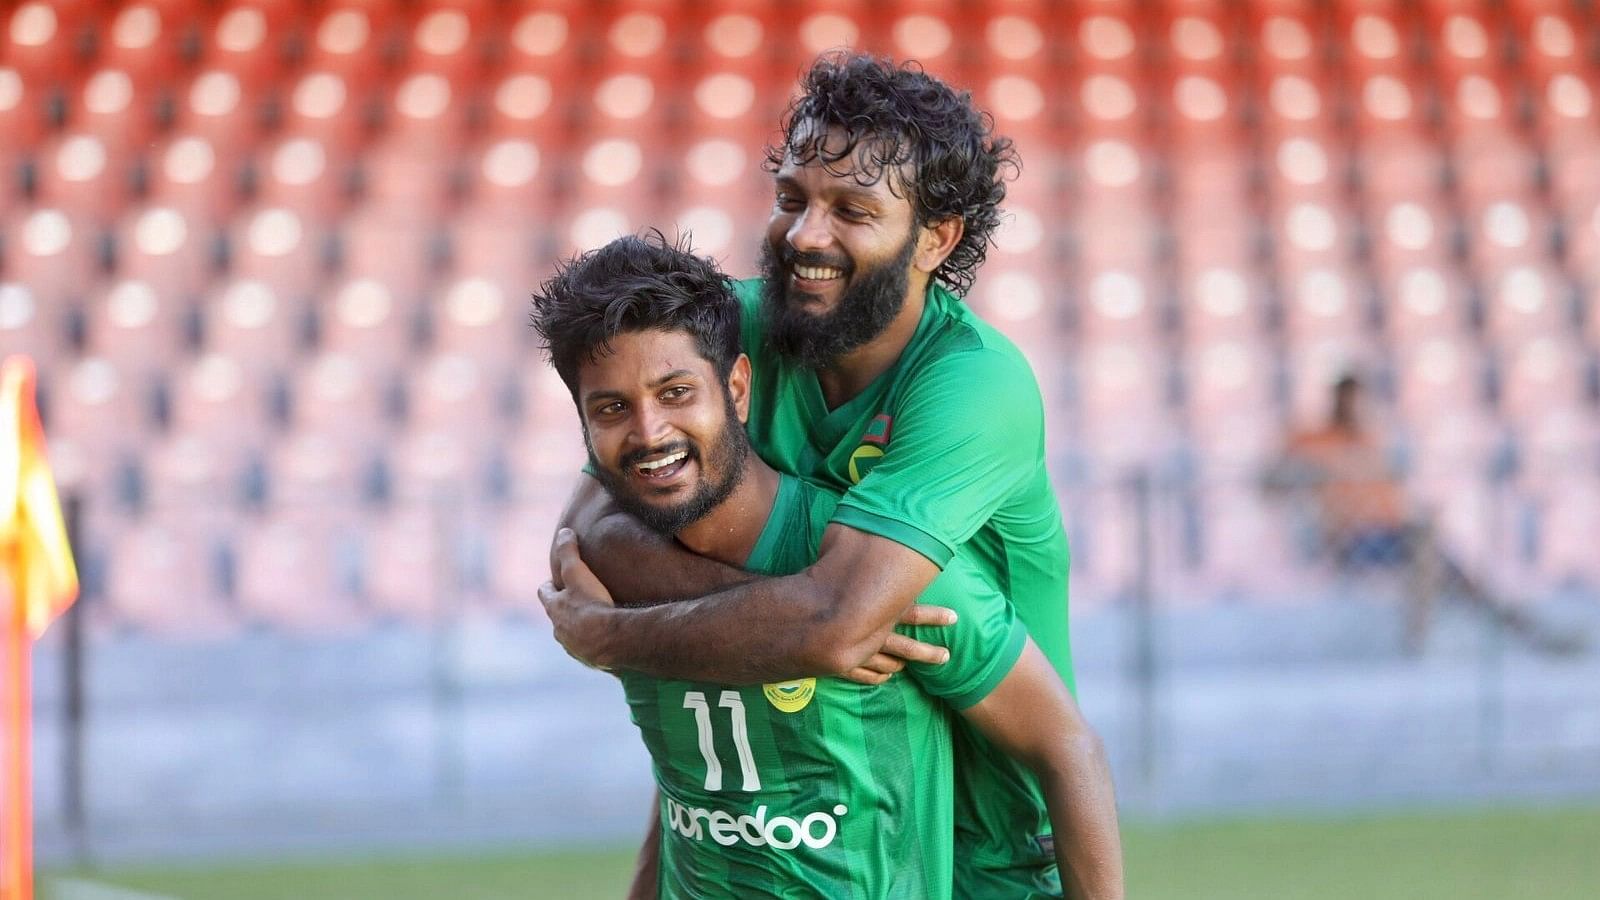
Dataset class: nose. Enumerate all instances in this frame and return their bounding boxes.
[630,400,673,449]
[785,203,832,254]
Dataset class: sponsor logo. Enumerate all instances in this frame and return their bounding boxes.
[762,678,816,713]
[665,798,849,850]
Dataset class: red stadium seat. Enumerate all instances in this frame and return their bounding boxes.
[252,136,353,223]
[202,277,303,373]
[1262,134,1347,203]
[501,2,588,79]
[0,67,44,162]
[404,4,490,83]
[1425,9,1498,77]
[428,274,527,373]
[1258,73,1338,143]
[227,206,328,300]
[1452,133,1539,208]
[1361,132,1447,200]
[379,72,470,151]
[3,207,103,302]
[33,133,133,224]
[459,138,550,217]
[171,69,264,158]
[1069,7,1143,78]
[280,71,371,154]
[69,68,158,153]
[483,71,563,143]
[5,2,89,82]
[1335,7,1414,77]
[338,203,438,286]
[886,6,959,77]
[1271,200,1355,274]
[98,3,190,81]
[1532,71,1600,147]
[200,2,296,91]
[358,134,457,219]
[145,134,242,225]
[444,205,543,286]
[304,4,396,91]
[1068,70,1147,141]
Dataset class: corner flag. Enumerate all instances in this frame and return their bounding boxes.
[1,356,80,900]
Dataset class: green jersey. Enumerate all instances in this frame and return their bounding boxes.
[737,279,1073,897]
[621,474,1026,899]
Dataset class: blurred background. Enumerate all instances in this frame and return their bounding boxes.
[3,0,1599,897]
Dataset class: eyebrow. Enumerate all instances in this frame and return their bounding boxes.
[775,175,885,207]
[582,368,698,406]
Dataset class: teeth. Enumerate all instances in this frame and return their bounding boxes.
[637,451,687,472]
[795,265,843,281]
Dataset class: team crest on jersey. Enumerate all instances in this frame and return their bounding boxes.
[762,678,817,713]
[847,414,894,484]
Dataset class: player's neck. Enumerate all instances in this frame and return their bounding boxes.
[675,457,782,568]
[815,279,927,410]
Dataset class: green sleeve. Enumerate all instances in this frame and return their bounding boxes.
[899,554,1026,709]
[831,347,1045,567]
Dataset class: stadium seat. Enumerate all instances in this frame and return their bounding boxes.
[226,206,329,300]
[232,510,367,634]
[33,133,133,224]
[500,3,587,80]
[171,69,263,158]
[485,501,565,610]
[103,518,239,639]
[252,136,354,223]
[315,275,420,374]
[1285,335,1381,428]
[404,352,505,435]
[70,68,159,153]
[483,70,564,145]
[287,350,393,446]
[111,205,214,298]
[358,134,457,219]
[40,356,148,461]
[1076,267,1163,341]
[403,4,489,83]
[1176,264,1269,342]
[1378,265,1473,341]
[1182,339,1281,468]
[1367,198,1455,275]
[4,1,88,82]
[145,134,243,225]
[5,207,104,303]
[166,352,274,451]
[199,2,295,92]
[1395,335,1490,421]
[98,3,190,81]
[1481,263,1574,343]
[1528,474,1600,588]
[201,278,303,374]
[280,70,372,154]
[1498,337,1589,425]
[82,278,191,380]
[378,72,470,151]
[427,274,528,374]
[359,505,448,621]
[1281,267,1368,345]
[262,427,375,509]
[141,431,253,515]
[1465,200,1553,270]
[303,4,396,91]
[1075,339,1178,470]
[1188,485,1299,600]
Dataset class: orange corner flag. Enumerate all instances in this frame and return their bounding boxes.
[2,355,80,900]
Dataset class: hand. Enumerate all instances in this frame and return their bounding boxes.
[844,604,957,685]
[539,528,617,669]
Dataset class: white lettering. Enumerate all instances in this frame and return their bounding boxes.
[662,798,848,850]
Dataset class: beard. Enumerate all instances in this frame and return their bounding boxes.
[758,230,917,369]
[587,391,751,537]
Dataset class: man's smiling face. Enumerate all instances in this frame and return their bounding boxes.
[578,329,751,535]
[760,124,921,368]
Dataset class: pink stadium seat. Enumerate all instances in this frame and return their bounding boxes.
[428,275,526,373]
[1361,132,1447,200]
[5,2,88,82]
[82,279,189,380]
[252,136,352,223]
[1512,7,1585,81]
[70,68,158,154]
[227,206,328,299]
[287,351,390,450]
[1452,134,1539,207]
[1162,71,1247,145]
[1529,475,1600,588]
[1075,339,1177,470]
[33,133,132,224]
[263,428,372,509]
[361,506,446,621]
[316,276,417,373]
[1498,337,1588,425]
[201,278,302,373]
[1395,336,1488,420]
[1518,406,1600,484]
[1068,69,1147,142]
[358,136,457,219]
[145,135,241,225]
[1075,267,1162,341]
[1067,7,1143,78]
[1262,134,1346,203]
[1169,144,1256,211]
[1367,197,1453,275]
[387,425,492,502]
[98,3,189,81]
[445,205,541,283]
[486,502,564,609]
[459,138,550,218]
[501,406,587,498]
[280,71,371,154]
[1481,263,1571,343]
[1379,265,1473,341]
[1189,486,1298,598]
[379,72,470,151]
[405,352,503,434]
[167,352,273,451]
[597,4,681,81]
[171,69,263,158]
[1405,405,1502,484]
[104,519,238,639]
[885,5,960,76]
[1335,7,1414,77]
[40,356,146,460]
[4,207,102,302]
[1465,199,1552,270]
[500,3,588,80]
[1425,9,1498,78]
[199,2,296,91]
[1184,341,1280,468]
[1271,200,1354,274]
[0,283,63,368]
[1351,73,1428,137]
[1532,72,1600,148]
[1071,138,1154,213]
[233,511,367,634]
[1249,6,1324,76]
[0,67,44,161]
[1282,266,1366,345]
[483,70,564,144]
[111,206,212,297]
[1176,264,1268,342]
[141,432,251,514]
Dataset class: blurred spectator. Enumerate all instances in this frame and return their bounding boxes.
[1269,375,1581,655]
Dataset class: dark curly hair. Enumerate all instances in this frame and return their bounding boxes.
[764,52,1020,297]
[530,230,741,400]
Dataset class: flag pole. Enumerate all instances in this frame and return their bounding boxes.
[1,577,30,900]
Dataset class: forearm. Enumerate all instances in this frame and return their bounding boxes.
[1038,733,1124,900]
[582,511,754,606]
[626,791,662,900]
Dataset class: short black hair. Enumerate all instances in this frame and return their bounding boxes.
[530,231,740,400]
[765,52,1020,297]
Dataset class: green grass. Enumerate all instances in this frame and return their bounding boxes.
[44,805,1600,900]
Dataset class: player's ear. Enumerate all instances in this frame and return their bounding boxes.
[914,215,964,275]
[727,353,752,424]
